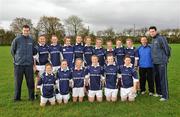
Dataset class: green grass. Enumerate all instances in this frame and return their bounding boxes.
[0,45,180,117]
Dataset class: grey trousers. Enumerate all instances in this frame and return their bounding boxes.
[14,65,34,100]
[153,64,169,99]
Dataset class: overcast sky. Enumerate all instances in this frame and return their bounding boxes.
[0,0,180,32]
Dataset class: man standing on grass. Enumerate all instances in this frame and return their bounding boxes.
[149,26,171,101]
[11,25,37,101]
[137,36,154,96]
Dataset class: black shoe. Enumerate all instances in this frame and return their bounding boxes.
[35,94,39,99]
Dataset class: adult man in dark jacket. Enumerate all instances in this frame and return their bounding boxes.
[11,25,37,101]
[149,26,170,101]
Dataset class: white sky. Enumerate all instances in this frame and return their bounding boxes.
[0,0,180,31]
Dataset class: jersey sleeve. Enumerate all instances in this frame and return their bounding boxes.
[85,66,90,79]
[134,47,139,60]
[132,67,139,82]
[37,77,43,88]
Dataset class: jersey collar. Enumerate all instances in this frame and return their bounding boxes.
[116,45,123,48]
[60,67,69,71]
[124,64,133,68]
[92,63,100,67]
[75,43,83,46]
[75,66,83,70]
[38,43,45,46]
[64,44,71,47]
[107,62,116,66]
[106,48,114,51]
[45,73,54,76]
[126,46,134,49]
[95,46,102,49]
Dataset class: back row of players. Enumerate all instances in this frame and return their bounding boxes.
[34,35,140,106]
[34,35,138,69]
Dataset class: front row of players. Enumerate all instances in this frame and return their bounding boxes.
[37,54,138,106]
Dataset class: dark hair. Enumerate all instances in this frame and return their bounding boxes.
[149,26,157,31]
[124,55,131,60]
[23,25,30,29]
[140,36,148,39]
[106,53,114,59]
[61,59,68,64]
[51,34,57,38]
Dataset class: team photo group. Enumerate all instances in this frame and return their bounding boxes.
[11,25,170,107]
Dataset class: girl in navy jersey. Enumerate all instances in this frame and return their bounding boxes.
[49,35,62,73]
[85,55,104,102]
[56,60,72,104]
[94,38,106,66]
[71,58,86,102]
[74,35,84,61]
[84,36,94,66]
[114,38,125,66]
[37,63,56,107]
[61,37,74,68]
[119,55,139,101]
[104,54,120,102]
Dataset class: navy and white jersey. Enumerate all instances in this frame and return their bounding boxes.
[61,45,74,68]
[84,45,94,66]
[56,67,71,95]
[71,67,86,88]
[73,43,84,60]
[37,73,56,98]
[104,64,120,89]
[119,64,138,88]
[93,47,106,66]
[49,44,62,66]
[85,64,104,90]
[114,46,125,66]
[35,44,49,65]
[124,47,138,65]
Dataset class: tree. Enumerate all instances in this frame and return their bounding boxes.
[0,28,15,45]
[104,27,115,39]
[78,27,89,38]
[65,15,83,36]
[96,30,105,37]
[10,17,33,35]
[36,16,64,43]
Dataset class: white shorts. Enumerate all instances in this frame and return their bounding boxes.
[72,87,85,97]
[40,96,55,104]
[56,93,70,101]
[88,90,102,98]
[52,66,60,73]
[105,88,118,98]
[36,65,45,75]
[120,87,136,99]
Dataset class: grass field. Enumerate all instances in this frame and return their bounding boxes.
[0,45,180,117]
